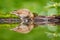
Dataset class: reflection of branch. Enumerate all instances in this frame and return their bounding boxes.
[0,18,21,24]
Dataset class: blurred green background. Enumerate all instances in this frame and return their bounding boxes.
[0,0,60,40]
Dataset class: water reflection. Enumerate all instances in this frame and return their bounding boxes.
[45,32,57,38]
[47,24,57,32]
